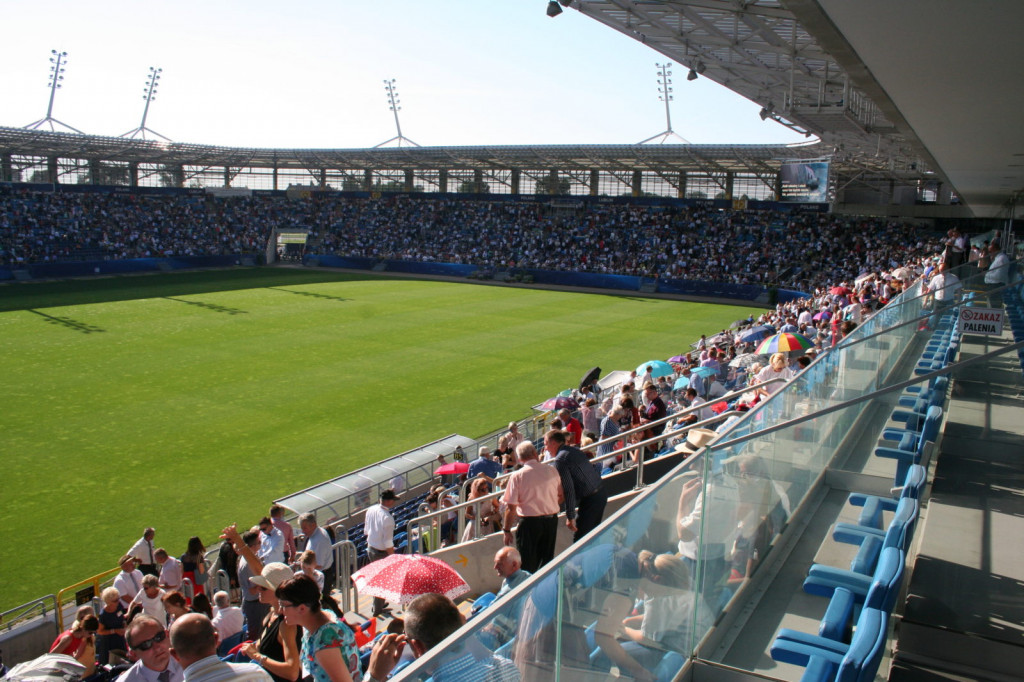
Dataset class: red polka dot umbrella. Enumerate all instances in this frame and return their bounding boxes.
[351,553,470,605]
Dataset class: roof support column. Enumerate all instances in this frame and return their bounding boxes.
[678,171,687,199]
[725,171,734,200]
[2,154,13,182]
[273,163,279,191]
[547,169,558,195]
[224,166,231,187]
[511,169,520,195]
[439,169,448,193]
[590,169,599,196]
[473,169,483,193]
[48,157,59,184]
[88,159,100,185]
[632,170,642,197]
[129,162,139,187]
[320,168,327,189]
[364,169,373,191]
[405,169,414,192]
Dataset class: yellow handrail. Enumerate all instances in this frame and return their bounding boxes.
[55,567,121,630]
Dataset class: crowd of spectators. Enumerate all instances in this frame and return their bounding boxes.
[314,197,934,292]
[16,186,990,681]
[1,189,937,293]
[0,191,267,265]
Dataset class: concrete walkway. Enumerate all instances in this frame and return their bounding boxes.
[891,326,1024,681]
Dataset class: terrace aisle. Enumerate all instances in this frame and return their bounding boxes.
[892,322,1024,680]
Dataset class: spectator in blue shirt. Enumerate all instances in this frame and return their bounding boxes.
[468,447,503,480]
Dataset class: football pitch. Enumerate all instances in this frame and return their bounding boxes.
[0,267,759,610]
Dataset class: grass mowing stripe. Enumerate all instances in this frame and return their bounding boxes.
[0,269,759,609]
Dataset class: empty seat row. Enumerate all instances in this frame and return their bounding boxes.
[769,463,926,681]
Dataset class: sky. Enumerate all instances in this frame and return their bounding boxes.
[1,0,809,150]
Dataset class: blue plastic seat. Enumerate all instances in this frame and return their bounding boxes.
[846,464,926,529]
[799,547,905,641]
[809,498,917,577]
[876,406,942,485]
[770,607,888,682]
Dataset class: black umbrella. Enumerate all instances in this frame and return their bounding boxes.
[579,366,601,391]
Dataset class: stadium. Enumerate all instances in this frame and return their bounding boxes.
[1,3,1022,682]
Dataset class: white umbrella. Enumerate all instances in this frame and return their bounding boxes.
[730,353,763,369]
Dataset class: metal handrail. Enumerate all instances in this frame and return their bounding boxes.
[215,569,231,595]
[402,409,744,549]
[55,567,120,630]
[832,268,1023,355]
[1,595,57,632]
[712,337,1024,453]
[585,378,788,455]
[332,539,358,613]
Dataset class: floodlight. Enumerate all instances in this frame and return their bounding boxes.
[547,1,563,17]
[759,107,770,120]
[686,68,698,81]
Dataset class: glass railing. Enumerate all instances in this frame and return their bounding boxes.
[396,259,1013,681]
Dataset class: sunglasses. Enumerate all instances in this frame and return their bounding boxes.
[131,630,167,651]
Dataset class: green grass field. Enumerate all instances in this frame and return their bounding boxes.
[0,267,759,610]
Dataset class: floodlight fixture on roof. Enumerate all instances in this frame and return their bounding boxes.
[24,49,83,135]
[547,1,562,17]
[639,63,690,145]
[374,78,419,148]
[121,66,171,142]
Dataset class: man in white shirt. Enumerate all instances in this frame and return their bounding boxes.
[156,549,183,592]
[985,242,1011,286]
[256,517,285,564]
[169,613,271,682]
[128,528,158,577]
[927,261,962,304]
[299,512,335,599]
[117,615,184,682]
[676,469,738,605]
[269,505,296,563]
[210,591,243,642]
[114,554,145,610]
[364,489,400,617]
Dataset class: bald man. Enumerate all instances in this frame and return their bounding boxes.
[494,546,531,599]
[169,613,271,682]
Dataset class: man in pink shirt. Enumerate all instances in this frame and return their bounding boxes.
[501,441,563,573]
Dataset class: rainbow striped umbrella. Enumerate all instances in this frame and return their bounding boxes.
[755,332,814,354]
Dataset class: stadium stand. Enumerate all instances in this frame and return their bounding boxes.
[1,187,935,296]
[1,189,1022,682]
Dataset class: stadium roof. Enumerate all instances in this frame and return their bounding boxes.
[3,2,1020,217]
[567,0,1024,218]
[0,125,920,191]
[0,126,803,173]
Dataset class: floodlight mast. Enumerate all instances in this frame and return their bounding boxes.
[121,67,172,141]
[638,62,689,144]
[25,50,84,134]
[374,78,419,148]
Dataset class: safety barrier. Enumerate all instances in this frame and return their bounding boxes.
[392,265,1023,681]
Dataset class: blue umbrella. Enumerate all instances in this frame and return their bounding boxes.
[738,324,776,344]
[689,366,718,379]
[635,360,674,378]
[673,376,690,390]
